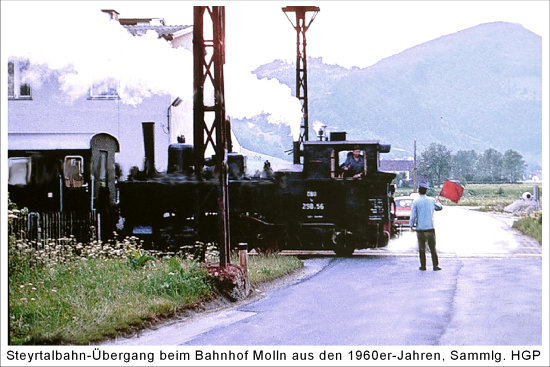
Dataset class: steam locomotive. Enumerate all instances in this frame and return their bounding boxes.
[116,122,397,256]
[8,123,397,256]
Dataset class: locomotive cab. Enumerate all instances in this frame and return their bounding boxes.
[302,140,390,180]
[277,137,397,255]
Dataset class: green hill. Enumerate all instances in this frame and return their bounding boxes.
[230,22,542,170]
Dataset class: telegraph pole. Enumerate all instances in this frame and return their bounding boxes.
[282,6,320,164]
[413,140,418,193]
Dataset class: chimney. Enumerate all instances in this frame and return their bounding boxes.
[142,122,156,177]
[101,9,119,21]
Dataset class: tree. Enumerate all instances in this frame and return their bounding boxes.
[392,172,410,188]
[476,148,503,183]
[452,150,478,182]
[418,143,453,186]
[502,149,526,182]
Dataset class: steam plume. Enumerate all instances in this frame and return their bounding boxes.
[4,3,301,137]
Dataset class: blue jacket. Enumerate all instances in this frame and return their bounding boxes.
[342,154,364,175]
[409,194,443,230]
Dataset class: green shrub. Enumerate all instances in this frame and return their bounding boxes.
[513,212,542,244]
[245,252,303,284]
[8,209,303,345]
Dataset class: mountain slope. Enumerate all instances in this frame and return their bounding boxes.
[231,21,542,169]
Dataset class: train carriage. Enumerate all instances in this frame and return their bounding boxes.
[8,132,120,241]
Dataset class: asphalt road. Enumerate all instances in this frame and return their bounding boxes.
[102,207,543,346]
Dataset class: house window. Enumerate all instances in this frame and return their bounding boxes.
[8,61,32,100]
[89,78,119,99]
[63,156,84,188]
[8,157,32,186]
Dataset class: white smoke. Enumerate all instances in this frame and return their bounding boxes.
[3,2,193,106]
[3,2,302,136]
[224,65,302,139]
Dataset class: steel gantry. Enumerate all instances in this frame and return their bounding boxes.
[282,5,320,164]
[193,6,231,267]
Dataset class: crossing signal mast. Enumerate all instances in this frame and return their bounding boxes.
[282,6,320,164]
[193,6,231,267]
[191,6,319,266]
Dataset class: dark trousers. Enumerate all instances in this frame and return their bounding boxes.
[416,229,439,268]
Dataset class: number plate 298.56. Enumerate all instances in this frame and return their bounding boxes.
[302,202,325,210]
[302,191,324,210]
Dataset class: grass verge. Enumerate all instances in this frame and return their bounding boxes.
[8,231,303,345]
[512,212,543,244]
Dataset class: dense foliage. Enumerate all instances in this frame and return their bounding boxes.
[416,144,527,186]
[7,198,303,345]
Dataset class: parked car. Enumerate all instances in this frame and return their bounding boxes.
[394,196,414,228]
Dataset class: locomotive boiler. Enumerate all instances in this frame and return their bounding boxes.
[117,122,397,256]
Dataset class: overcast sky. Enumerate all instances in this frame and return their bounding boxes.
[3,1,547,70]
[2,1,548,145]
[100,0,548,69]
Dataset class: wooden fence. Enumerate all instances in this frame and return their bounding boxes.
[8,211,99,244]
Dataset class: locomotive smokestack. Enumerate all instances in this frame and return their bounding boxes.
[142,122,157,176]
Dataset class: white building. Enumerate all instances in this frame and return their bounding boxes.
[8,9,194,178]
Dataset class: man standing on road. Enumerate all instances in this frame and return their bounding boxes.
[409,182,443,271]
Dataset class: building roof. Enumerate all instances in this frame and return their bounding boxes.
[121,24,192,39]
[119,18,165,26]
[118,15,192,38]
[99,10,193,41]
[122,24,191,37]
[8,133,119,151]
[379,159,414,172]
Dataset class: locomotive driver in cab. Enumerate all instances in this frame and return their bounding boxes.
[342,146,364,179]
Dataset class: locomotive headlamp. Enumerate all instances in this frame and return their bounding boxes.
[317,125,327,141]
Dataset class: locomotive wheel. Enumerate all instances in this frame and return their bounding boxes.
[253,238,280,254]
[275,233,300,251]
[334,231,354,256]
[378,232,390,247]
[281,220,303,250]
[334,246,355,257]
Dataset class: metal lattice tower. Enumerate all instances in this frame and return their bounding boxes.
[282,6,320,161]
[193,6,231,267]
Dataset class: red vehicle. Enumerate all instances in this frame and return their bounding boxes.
[394,196,414,228]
